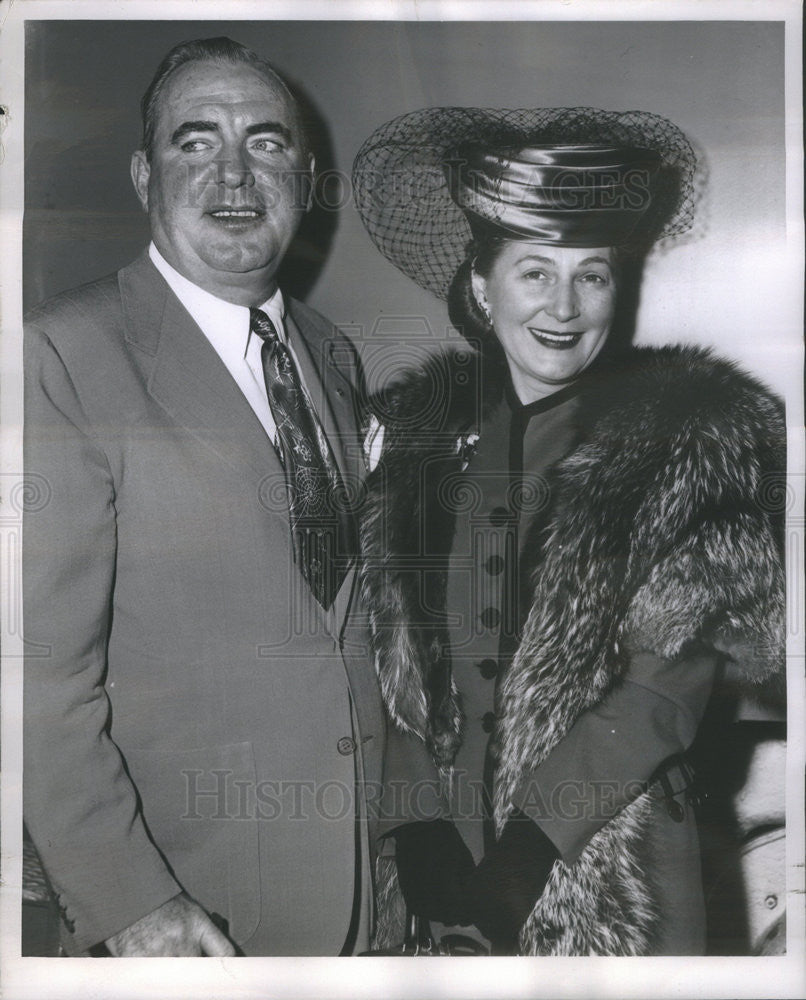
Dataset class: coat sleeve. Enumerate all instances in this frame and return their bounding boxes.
[23,324,180,952]
[376,726,451,844]
[512,646,717,865]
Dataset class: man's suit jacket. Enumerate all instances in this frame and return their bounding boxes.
[23,252,385,956]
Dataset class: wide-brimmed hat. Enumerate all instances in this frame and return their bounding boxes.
[352,107,696,299]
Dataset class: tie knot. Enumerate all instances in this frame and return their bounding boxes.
[250,307,278,343]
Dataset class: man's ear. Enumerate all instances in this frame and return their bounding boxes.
[130,151,151,212]
[304,152,316,212]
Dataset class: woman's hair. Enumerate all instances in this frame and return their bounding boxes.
[447,237,510,375]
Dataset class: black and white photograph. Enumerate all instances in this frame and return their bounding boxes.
[0,2,803,998]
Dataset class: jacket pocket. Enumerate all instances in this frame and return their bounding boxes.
[122,741,260,944]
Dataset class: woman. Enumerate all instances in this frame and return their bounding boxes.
[352,108,785,955]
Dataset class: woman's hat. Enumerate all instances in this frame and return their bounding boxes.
[352,107,696,299]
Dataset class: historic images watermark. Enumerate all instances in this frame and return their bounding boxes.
[179,768,661,825]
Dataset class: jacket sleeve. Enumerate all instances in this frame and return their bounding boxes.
[23,324,180,952]
[513,645,717,864]
[376,726,451,846]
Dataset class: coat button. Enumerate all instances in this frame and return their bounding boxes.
[485,555,505,576]
[337,736,357,756]
[478,658,499,680]
[479,607,500,629]
[481,712,496,733]
[488,506,511,527]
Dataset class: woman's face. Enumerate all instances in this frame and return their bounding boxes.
[472,242,618,402]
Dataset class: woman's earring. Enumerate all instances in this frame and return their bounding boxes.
[471,262,493,326]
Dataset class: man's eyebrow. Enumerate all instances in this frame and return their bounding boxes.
[171,120,219,144]
[245,122,293,142]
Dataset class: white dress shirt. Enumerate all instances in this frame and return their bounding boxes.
[149,243,314,448]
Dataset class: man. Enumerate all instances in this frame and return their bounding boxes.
[23,37,384,957]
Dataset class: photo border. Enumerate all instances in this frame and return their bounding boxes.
[1,2,803,998]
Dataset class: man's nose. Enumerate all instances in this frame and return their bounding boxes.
[545,280,580,323]
[216,146,255,189]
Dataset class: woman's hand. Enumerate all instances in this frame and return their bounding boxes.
[393,820,475,926]
[467,811,560,952]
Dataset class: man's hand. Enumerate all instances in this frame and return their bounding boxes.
[104,892,237,956]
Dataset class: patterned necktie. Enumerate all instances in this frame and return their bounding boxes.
[250,307,355,610]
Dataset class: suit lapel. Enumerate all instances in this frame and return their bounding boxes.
[285,301,367,631]
[285,301,364,492]
[119,254,360,634]
[284,312,347,479]
[120,253,286,504]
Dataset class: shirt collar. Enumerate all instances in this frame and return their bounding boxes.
[148,242,286,357]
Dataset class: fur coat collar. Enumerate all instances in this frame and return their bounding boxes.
[359,344,785,953]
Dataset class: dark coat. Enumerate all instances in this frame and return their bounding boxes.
[360,344,785,954]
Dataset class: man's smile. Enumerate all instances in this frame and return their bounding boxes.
[205,205,266,228]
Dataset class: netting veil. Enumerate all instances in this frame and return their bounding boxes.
[352,107,697,299]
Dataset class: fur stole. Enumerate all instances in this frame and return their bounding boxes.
[359,344,785,954]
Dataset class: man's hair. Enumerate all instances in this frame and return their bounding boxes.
[140,36,303,160]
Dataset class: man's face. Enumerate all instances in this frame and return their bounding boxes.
[131,59,314,305]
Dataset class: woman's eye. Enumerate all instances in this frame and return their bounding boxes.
[578,272,608,285]
[523,270,547,281]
